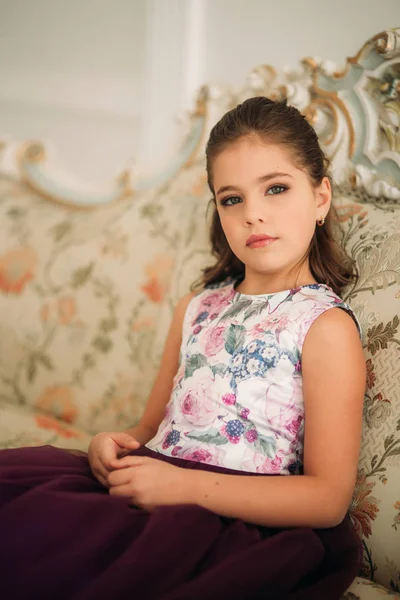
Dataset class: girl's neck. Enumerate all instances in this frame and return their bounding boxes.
[234,270,318,296]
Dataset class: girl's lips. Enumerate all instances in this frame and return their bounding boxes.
[247,238,277,248]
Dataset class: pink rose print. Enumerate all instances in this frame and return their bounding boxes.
[204,325,226,356]
[178,447,214,463]
[222,393,236,406]
[172,444,226,466]
[180,367,217,426]
[163,402,172,421]
[200,291,231,316]
[284,415,303,436]
[262,453,283,474]
[252,313,290,335]
[242,450,284,474]
[193,325,202,335]
[289,287,302,295]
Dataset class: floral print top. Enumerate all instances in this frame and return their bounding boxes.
[145,277,361,475]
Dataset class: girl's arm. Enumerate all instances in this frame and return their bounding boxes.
[123,291,195,446]
[186,308,366,528]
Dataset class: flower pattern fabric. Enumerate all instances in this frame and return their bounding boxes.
[146,278,361,474]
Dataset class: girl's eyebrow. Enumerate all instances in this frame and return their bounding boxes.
[216,172,293,196]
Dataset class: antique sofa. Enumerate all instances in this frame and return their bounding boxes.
[0,27,399,599]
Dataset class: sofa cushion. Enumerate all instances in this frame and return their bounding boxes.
[332,188,400,593]
[0,401,91,451]
[343,576,400,598]
[0,170,197,434]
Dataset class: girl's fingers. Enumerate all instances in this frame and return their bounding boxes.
[107,467,134,487]
[109,484,134,498]
[110,433,140,449]
[110,456,145,469]
[102,448,127,470]
[92,461,112,486]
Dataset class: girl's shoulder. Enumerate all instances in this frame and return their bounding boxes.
[292,283,362,339]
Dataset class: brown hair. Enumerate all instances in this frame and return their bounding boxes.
[191,96,357,297]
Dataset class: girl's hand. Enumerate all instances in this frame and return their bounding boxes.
[88,432,140,487]
[107,456,192,510]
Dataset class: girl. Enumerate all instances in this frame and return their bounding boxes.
[0,97,366,600]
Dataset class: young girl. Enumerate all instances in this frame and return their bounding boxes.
[0,97,366,600]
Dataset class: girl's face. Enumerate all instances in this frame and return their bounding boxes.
[213,137,331,289]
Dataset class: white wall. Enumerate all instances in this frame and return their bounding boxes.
[0,0,147,181]
[204,0,399,87]
[0,0,398,183]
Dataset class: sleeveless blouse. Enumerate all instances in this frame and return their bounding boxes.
[145,278,361,475]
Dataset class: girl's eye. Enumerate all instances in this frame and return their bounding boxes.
[220,195,241,206]
[267,185,287,195]
[220,185,287,206]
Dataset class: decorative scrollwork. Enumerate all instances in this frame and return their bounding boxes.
[195,27,400,201]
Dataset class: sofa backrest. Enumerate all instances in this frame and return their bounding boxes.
[0,156,206,434]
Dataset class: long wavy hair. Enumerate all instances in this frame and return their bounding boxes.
[191,96,357,297]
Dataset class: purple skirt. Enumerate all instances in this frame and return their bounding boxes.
[0,444,361,600]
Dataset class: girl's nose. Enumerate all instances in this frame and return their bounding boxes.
[243,203,266,225]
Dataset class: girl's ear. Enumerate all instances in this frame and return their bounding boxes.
[315,176,332,216]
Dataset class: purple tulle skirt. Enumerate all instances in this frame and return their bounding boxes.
[0,444,361,600]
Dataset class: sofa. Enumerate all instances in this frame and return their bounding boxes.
[0,27,399,599]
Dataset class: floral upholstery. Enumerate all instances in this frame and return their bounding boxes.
[0,401,91,451]
[343,577,400,599]
[334,189,400,595]
[0,168,203,439]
